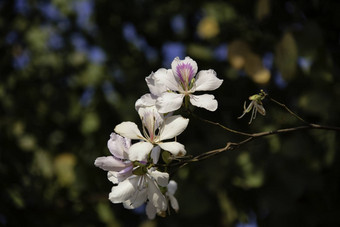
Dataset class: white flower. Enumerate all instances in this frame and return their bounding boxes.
[155,56,223,113]
[94,133,133,180]
[109,168,168,213]
[114,106,189,163]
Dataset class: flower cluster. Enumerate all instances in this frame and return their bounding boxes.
[95,56,223,218]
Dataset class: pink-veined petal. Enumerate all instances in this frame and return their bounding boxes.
[195,69,223,91]
[189,94,218,111]
[128,141,154,161]
[158,141,186,157]
[109,176,138,203]
[153,68,179,91]
[171,56,198,78]
[156,92,184,113]
[94,156,129,171]
[114,121,144,140]
[159,115,189,141]
[148,169,169,187]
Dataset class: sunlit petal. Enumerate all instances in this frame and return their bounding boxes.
[128,141,154,161]
[153,68,179,91]
[158,141,186,157]
[135,93,157,111]
[114,121,144,140]
[159,115,189,141]
[189,94,218,111]
[195,69,223,91]
[146,71,167,96]
[156,92,184,113]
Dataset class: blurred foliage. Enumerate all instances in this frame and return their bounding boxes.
[1,0,340,226]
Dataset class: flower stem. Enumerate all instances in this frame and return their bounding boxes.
[191,112,252,137]
[269,97,308,124]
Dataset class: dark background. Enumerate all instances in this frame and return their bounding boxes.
[1,0,340,226]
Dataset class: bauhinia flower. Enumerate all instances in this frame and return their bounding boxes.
[155,56,223,113]
[238,90,267,124]
[94,133,133,181]
[114,106,189,163]
[109,168,169,214]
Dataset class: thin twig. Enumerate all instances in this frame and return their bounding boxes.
[269,97,308,124]
[191,113,252,137]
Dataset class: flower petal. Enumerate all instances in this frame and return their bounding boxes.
[135,93,157,111]
[195,69,223,91]
[114,121,144,140]
[167,193,179,212]
[189,94,218,111]
[109,176,138,203]
[167,180,178,195]
[123,188,147,209]
[171,56,198,78]
[146,176,167,211]
[156,92,184,113]
[159,115,189,141]
[158,141,186,156]
[146,71,167,96]
[138,106,164,131]
[151,146,161,164]
[107,169,132,184]
[128,141,154,161]
[146,201,157,219]
[153,68,179,91]
[94,156,129,171]
[148,169,169,187]
[107,133,130,159]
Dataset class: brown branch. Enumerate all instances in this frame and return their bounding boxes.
[170,123,340,168]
